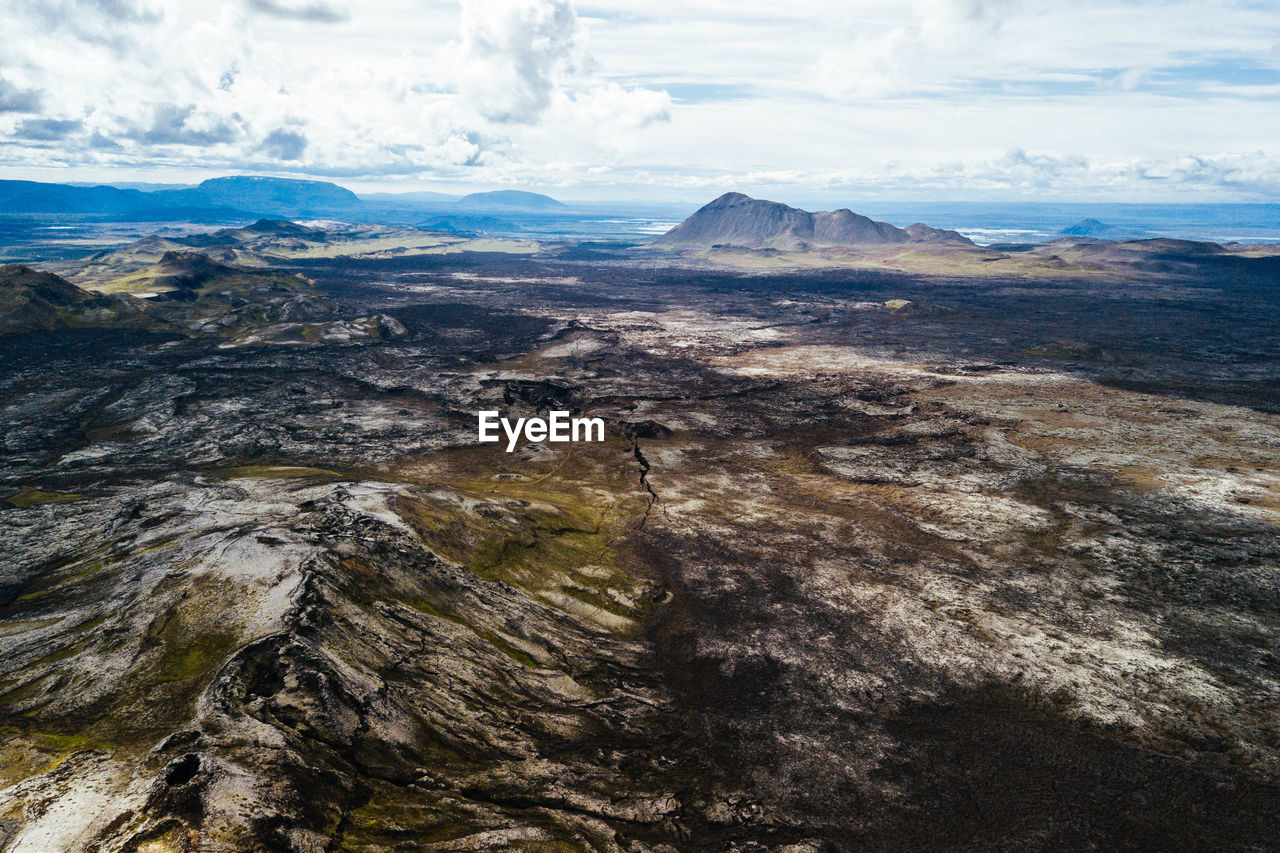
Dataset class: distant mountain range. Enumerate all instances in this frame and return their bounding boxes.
[0,176,358,218]
[655,192,973,250]
[0,176,569,222]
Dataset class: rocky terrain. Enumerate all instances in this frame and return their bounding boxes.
[41,220,537,292]
[0,256,405,348]
[0,223,1278,851]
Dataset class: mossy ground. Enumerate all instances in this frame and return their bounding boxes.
[0,725,115,787]
[5,485,85,508]
[396,438,654,635]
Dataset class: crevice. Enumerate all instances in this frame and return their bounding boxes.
[629,436,660,530]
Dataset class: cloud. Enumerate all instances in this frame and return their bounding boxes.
[447,0,589,123]
[550,82,671,155]
[88,131,122,150]
[707,149,1280,201]
[12,118,85,140]
[260,128,308,159]
[14,0,163,27]
[245,0,350,24]
[130,104,241,146]
[1113,67,1150,91]
[1122,152,1280,196]
[814,0,1022,100]
[10,0,163,49]
[0,78,42,114]
[0,0,1275,200]
[565,83,670,130]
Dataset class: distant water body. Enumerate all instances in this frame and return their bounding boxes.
[849,202,1280,246]
[5,204,1280,253]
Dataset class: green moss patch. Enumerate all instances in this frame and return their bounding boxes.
[0,724,116,787]
[476,630,539,667]
[395,443,656,636]
[5,486,85,508]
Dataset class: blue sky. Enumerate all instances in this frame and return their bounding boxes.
[0,0,1278,202]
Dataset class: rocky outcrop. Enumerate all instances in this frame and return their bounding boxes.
[1,229,1278,850]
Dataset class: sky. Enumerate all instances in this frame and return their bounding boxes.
[0,0,1279,202]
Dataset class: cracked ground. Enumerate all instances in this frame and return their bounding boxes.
[1,249,1278,851]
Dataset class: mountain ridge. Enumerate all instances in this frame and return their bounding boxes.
[655,192,973,250]
[0,176,356,218]
[0,178,571,221]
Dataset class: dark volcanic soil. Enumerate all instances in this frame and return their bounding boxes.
[1,248,1278,852]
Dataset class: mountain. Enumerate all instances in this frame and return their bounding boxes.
[143,251,242,300]
[0,177,361,219]
[105,250,323,306]
[0,264,86,309]
[2,178,573,224]
[360,190,459,204]
[66,181,195,192]
[0,255,406,345]
[419,214,516,234]
[180,176,358,215]
[232,218,325,238]
[454,190,567,211]
[0,264,156,333]
[2,177,561,221]
[0,180,150,214]
[654,192,973,250]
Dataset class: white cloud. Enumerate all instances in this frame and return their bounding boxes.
[245,0,349,23]
[0,0,671,182]
[445,0,588,123]
[9,0,164,50]
[813,0,1022,100]
[0,0,1276,199]
[555,82,671,150]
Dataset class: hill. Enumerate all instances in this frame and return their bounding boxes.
[454,190,567,211]
[0,264,157,333]
[361,190,459,205]
[655,192,973,250]
[0,255,412,346]
[102,251,318,302]
[1060,218,1153,240]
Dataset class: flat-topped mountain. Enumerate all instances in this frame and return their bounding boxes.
[0,176,359,218]
[655,192,973,250]
[187,176,358,213]
[454,190,567,211]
